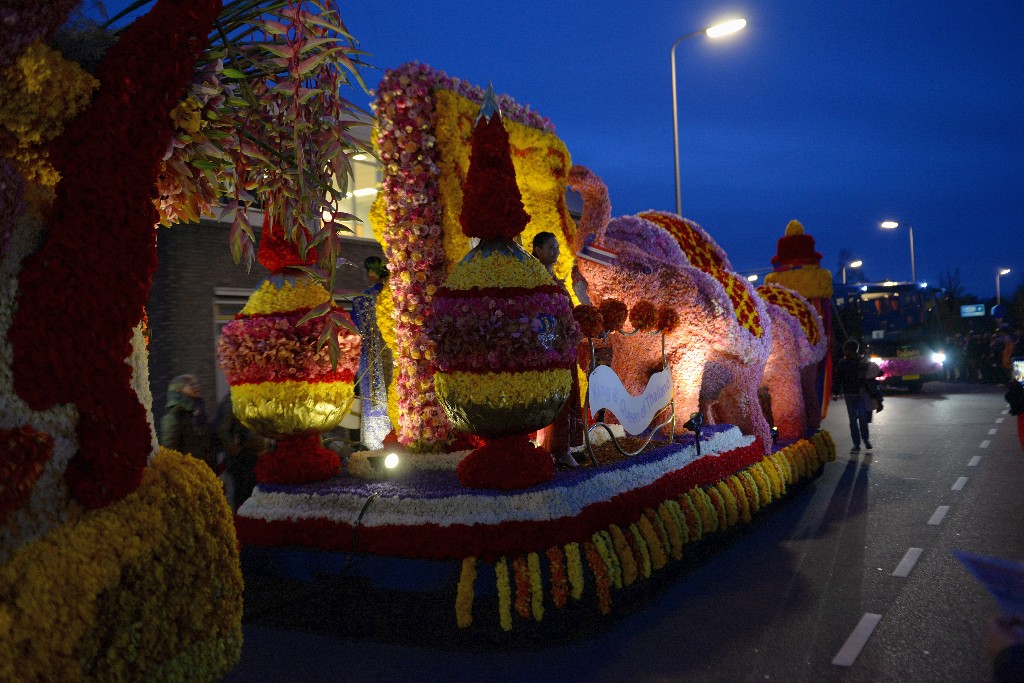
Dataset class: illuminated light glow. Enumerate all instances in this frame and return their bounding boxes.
[931,352,946,364]
[384,452,400,469]
[849,260,863,268]
[351,187,378,197]
[999,268,1011,275]
[861,286,868,291]
[920,282,927,288]
[882,281,897,287]
[321,210,332,221]
[870,356,883,365]
[747,274,758,282]
[352,153,369,161]
[705,18,747,38]
[880,221,899,229]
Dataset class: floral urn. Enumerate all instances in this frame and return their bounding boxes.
[427,85,581,489]
[217,219,360,484]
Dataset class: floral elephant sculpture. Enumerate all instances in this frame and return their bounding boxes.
[757,283,827,440]
[568,166,774,452]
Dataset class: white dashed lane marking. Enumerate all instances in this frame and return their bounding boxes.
[980,440,991,448]
[928,506,950,525]
[989,429,998,435]
[832,613,882,667]
[892,548,923,577]
[996,418,1005,424]
[952,477,968,491]
[969,456,982,466]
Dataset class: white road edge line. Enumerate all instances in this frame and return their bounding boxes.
[832,613,882,667]
[989,429,998,435]
[952,477,968,491]
[980,440,991,448]
[928,506,950,525]
[893,548,923,577]
[969,456,982,467]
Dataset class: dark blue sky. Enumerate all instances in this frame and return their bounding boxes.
[99,1,1024,298]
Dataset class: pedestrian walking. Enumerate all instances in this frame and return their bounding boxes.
[159,374,216,469]
[834,339,874,454]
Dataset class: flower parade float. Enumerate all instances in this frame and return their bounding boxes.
[234,65,838,636]
[764,220,835,415]
[1,0,374,678]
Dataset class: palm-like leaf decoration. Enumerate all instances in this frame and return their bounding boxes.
[107,0,373,365]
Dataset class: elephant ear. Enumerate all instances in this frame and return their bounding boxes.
[567,165,611,253]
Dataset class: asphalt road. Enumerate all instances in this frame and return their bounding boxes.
[223,382,1023,682]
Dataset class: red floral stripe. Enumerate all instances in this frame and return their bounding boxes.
[9,0,221,509]
[235,441,763,562]
[227,372,355,387]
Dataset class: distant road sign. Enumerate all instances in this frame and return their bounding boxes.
[960,304,986,318]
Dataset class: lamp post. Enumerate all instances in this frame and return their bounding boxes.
[997,268,1011,304]
[880,221,915,283]
[671,17,746,216]
[842,259,863,285]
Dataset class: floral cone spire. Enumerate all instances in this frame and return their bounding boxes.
[459,83,530,240]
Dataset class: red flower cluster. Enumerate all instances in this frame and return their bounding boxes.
[0,425,54,524]
[257,215,319,274]
[656,307,680,334]
[597,300,628,333]
[455,434,555,489]
[629,300,658,331]
[8,0,222,508]
[458,113,530,240]
[254,433,340,485]
[573,304,604,338]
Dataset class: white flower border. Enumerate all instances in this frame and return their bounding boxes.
[239,426,751,529]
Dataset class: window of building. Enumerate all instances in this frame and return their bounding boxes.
[334,154,381,241]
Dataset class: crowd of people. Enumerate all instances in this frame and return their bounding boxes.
[939,326,1021,384]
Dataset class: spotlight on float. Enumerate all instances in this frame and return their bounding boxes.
[683,411,704,456]
[367,451,401,474]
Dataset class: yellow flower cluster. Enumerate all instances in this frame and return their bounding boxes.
[456,556,477,628]
[0,450,242,680]
[374,282,402,431]
[434,90,577,277]
[764,266,834,300]
[240,277,331,316]
[443,248,556,290]
[469,431,838,630]
[434,368,571,410]
[0,40,99,186]
[231,380,355,434]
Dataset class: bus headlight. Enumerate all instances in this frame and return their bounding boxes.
[931,352,946,364]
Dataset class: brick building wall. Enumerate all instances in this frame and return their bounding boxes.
[147,218,384,427]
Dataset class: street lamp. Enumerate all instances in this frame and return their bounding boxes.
[880,221,915,283]
[671,17,746,216]
[997,268,1011,304]
[842,259,863,285]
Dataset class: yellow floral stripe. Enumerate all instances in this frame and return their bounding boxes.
[764,267,834,300]
[565,542,585,600]
[596,530,622,590]
[740,470,761,513]
[456,557,477,628]
[726,475,751,524]
[628,523,652,578]
[527,552,544,622]
[608,524,638,587]
[592,533,621,590]
[443,248,558,290]
[495,558,512,632]
[637,514,666,571]
[715,480,740,527]
[704,487,727,531]
[658,502,684,561]
[239,278,330,316]
[434,368,572,407]
[0,450,242,681]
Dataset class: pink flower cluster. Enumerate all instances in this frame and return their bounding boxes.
[430,289,579,372]
[218,310,360,385]
[374,63,453,448]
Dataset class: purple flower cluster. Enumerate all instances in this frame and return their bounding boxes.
[429,290,580,372]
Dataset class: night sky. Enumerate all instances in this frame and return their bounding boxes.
[96,1,1024,299]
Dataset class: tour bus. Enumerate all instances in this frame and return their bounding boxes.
[834,280,945,393]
